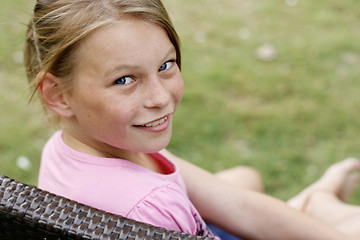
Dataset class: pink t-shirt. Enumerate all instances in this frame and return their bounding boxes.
[38,131,218,238]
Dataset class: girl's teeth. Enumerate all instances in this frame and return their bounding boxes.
[144,117,167,127]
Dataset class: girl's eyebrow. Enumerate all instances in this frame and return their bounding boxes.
[105,45,176,76]
[105,63,140,76]
[161,46,177,61]
[158,46,177,66]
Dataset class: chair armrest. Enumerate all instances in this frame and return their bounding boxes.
[0,175,214,240]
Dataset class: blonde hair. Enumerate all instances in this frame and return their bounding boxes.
[25,0,181,100]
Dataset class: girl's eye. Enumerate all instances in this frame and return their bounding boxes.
[114,76,134,85]
[159,60,175,72]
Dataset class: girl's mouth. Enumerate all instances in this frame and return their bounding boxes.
[134,114,172,133]
[141,116,168,127]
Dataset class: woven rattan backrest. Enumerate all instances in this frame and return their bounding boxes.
[0,175,213,240]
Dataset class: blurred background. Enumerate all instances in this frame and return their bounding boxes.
[1,0,360,202]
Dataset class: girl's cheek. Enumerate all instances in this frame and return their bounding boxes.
[177,80,184,102]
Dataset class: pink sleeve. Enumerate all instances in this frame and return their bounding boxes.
[126,186,198,234]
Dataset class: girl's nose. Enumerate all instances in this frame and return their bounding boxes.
[143,76,171,109]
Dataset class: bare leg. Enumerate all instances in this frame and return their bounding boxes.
[215,166,264,192]
[307,191,360,236]
[287,158,360,236]
[287,158,360,210]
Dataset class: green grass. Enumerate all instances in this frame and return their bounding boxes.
[1,0,360,202]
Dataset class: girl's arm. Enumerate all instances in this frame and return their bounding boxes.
[161,149,356,240]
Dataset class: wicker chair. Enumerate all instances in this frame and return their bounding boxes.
[0,175,214,240]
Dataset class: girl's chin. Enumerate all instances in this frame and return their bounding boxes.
[141,138,172,154]
[142,142,171,154]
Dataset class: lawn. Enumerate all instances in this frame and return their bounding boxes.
[1,0,360,202]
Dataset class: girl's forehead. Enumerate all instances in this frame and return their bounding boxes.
[80,19,167,50]
[73,19,175,74]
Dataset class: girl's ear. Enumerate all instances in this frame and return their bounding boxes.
[37,72,74,118]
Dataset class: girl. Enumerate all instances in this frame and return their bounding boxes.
[25,0,360,239]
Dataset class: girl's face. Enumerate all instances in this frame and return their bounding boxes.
[62,19,184,159]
